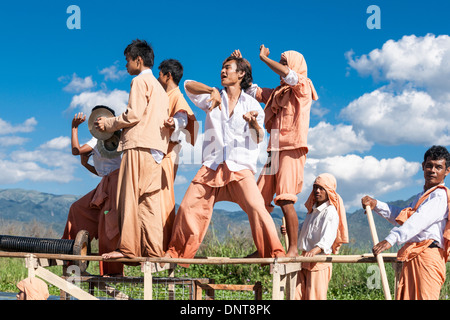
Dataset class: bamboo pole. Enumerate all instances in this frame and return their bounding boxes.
[282,217,289,251]
[365,205,392,300]
[0,250,398,264]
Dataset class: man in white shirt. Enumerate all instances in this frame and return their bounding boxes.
[362,145,450,300]
[164,55,285,265]
[63,107,123,276]
[285,173,347,300]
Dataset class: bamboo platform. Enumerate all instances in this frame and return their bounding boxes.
[0,250,401,300]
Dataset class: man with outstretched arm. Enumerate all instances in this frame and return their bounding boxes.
[361,145,450,300]
[164,55,285,265]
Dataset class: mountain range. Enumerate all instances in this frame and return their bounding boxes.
[0,188,415,250]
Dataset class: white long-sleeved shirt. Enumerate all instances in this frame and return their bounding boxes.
[184,80,265,174]
[374,186,449,248]
[297,201,340,255]
[86,137,121,177]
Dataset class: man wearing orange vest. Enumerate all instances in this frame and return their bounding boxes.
[362,145,450,300]
[157,59,198,251]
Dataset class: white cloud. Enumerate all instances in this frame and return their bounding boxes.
[0,136,29,147]
[61,73,96,93]
[308,121,373,157]
[39,136,71,150]
[340,88,450,146]
[346,33,450,97]
[68,89,129,116]
[343,34,450,147]
[99,63,127,81]
[0,117,37,135]
[174,175,188,185]
[299,155,421,210]
[0,137,78,184]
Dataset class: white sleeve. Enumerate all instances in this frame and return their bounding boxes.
[384,189,448,246]
[245,83,259,98]
[184,80,219,111]
[282,68,299,86]
[373,200,403,225]
[170,111,188,143]
[85,137,97,149]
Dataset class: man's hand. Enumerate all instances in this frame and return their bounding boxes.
[72,112,86,128]
[304,246,322,257]
[372,240,392,256]
[259,44,270,60]
[207,88,222,111]
[231,49,242,59]
[164,117,175,129]
[361,195,377,211]
[243,111,258,127]
[94,117,107,131]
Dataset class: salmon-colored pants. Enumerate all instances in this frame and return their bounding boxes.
[257,148,307,212]
[115,148,164,259]
[160,146,179,251]
[63,169,123,275]
[396,247,446,300]
[166,175,286,263]
[295,262,332,300]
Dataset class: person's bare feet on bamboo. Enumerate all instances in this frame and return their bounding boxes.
[102,250,125,259]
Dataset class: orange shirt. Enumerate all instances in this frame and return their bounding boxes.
[255,51,318,152]
[104,70,170,154]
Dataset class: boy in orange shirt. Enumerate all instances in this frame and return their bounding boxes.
[96,39,170,260]
[157,59,198,250]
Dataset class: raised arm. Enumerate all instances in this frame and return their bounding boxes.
[185,81,222,111]
[259,44,290,78]
[71,112,94,155]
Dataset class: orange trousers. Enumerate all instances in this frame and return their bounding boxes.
[257,148,307,212]
[396,247,446,300]
[115,148,164,259]
[295,262,332,300]
[62,169,123,275]
[166,175,286,263]
[160,147,179,252]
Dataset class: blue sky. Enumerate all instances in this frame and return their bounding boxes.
[0,0,449,212]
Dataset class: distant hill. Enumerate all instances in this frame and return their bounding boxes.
[0,189,80,233]
[0,188,416,250]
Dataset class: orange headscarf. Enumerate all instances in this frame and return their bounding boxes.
[265,50,318,117]
[17,277,49,300]
[304,173,349,254]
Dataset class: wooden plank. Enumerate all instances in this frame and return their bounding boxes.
[142,261,153,300]
[34,266,98,300]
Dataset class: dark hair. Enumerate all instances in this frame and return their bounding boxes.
[222,56,253,91]
[124,39,154,68]
[158,59,184,85]
[424,145,450,168]
[92,105,116,116]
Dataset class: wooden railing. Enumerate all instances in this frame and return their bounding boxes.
[0,251,400,300]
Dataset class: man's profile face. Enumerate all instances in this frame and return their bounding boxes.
[125,54,140,75]
[220,60,244,87]
[422,157,450,189]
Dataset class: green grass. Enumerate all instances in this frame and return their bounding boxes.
[1,227,450,300]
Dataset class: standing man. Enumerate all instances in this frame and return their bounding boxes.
[157,59,198,250]
[96,39,170,260]
[164,55,285,264]
[235,46,318,257]
[362,145,450,300]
